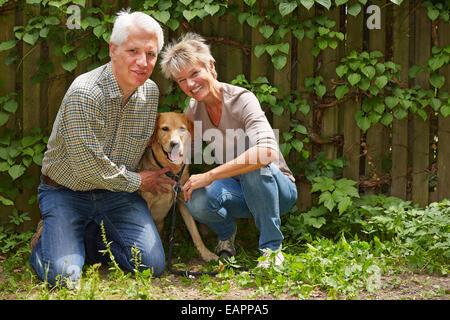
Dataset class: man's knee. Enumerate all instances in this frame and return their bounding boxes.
[31,253,83,287]
[138,246,165,277]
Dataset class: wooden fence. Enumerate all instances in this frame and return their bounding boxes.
[0,0,449,229]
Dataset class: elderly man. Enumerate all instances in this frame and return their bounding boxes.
[29,10,174,287]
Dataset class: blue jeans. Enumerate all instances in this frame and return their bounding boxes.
[185,164,297,251]
[29,178,165,286]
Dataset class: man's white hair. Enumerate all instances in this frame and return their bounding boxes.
[110,8,164,52]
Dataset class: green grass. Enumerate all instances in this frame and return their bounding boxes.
[0,197,449,300]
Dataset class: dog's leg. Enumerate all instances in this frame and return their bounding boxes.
[177,200,218,262]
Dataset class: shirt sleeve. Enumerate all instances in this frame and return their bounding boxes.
[58,88,141,192]
[239,91,280,152]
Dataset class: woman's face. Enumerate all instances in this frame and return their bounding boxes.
[174,60,217,102]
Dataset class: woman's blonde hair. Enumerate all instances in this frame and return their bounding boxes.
[160,32,216,80]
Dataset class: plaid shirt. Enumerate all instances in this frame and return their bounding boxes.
[41,62,158,192]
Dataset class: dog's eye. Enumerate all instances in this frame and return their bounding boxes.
[161,127,169,131]
[179,127,186,132]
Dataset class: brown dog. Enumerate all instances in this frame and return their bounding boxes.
[138,112,218,262]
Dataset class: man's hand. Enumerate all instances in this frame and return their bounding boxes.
[138,167,176,194]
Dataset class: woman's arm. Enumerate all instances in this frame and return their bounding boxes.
[182,146,278,201]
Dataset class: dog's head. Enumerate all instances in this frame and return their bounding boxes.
[149,112,194,166]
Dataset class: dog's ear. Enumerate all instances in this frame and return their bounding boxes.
[148,113,160,146]
[186,117,194,141]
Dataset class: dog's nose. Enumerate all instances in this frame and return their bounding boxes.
[170,141,179,149]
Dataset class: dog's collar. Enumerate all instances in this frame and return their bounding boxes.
[150,147,186,183]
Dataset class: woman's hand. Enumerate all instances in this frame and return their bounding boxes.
[183,172,213,201]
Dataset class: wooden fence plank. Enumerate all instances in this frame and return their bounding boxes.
[365,0,389,190]
[321,7,340,160]
[437,20,450,201]
[342,0,363,183]
[411,3,431,207]
[295,6,315,211]
[391,1,410,200]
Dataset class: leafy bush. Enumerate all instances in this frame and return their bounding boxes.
[283,184,450,275]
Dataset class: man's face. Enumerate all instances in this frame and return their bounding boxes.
[110,25,159,95]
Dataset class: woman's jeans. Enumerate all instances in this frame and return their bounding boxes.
[29,178,165,287]
[185,163,297,252]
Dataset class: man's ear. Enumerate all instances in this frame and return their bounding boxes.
[109,42,116,59]
[148,113,160,147]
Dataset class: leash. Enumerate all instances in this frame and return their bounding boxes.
[150,146,249,276]
[166,181,221,277]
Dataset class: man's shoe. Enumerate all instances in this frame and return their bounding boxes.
[30,220,43,252]
[215,226,237,258]
[256,249,285,269]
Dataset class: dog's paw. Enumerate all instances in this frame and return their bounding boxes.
[201,250,219,262]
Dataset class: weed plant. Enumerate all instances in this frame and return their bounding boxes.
[0,186,448,300]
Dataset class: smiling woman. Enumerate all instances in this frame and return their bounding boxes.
[159,33,297,266]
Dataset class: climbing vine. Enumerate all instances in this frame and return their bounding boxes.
[0,0,449,229]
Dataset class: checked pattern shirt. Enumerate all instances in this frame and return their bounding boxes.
[41,62,158,192]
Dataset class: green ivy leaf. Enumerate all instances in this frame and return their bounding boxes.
[45,16,60,25]
[62,57,78,72]
[8,164,26,181]
[315,84,326,98]
[361,65,376,79]
[348,73,361,86]
[393,107,408,120]
[293,28,305,41]
[246,15,261,28]
[300,0,314,10]
[347,4,361,16]
[427,8,440,21]
[0,40,17,52]
[183,10,197,22]
[293,124,308,134]
[3,99,18,113]
[279,2,297,16]
[430,73,445,89]
[254,44,266,58]
[335,85,349,100]
[23,32,39,46]
[259,25,274,39]
[380,112,393,126]
[153,11,170,24]
[385,96,399,109]
[355,112,370,132]
[315,0,332,10]
[205,4,220,16]
[291,139,304,152]
[441,104,450,117]
[179,0,193,5]
[0,195,14,206]
[335,65,348,78]
[375,75,388,89]
[0,111,9,127]
[166,19,180,31]
[272,54,287,70]
[429,97,441,111]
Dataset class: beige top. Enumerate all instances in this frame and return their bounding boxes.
[186,82,295,182]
